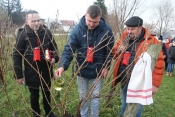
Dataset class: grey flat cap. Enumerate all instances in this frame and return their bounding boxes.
[125,16,143,27]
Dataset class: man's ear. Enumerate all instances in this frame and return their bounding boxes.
[139,26,143,32]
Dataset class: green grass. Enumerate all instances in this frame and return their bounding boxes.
[0,35,175,117]
[141,72,175,117]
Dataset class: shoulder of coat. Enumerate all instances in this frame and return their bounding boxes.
[15,25,25,36]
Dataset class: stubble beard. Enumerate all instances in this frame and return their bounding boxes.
[128,33,136,40]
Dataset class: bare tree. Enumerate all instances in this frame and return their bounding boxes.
[94,0,107,20]
[49,20,62,33]
[143,21,158,35]
[0,6,8,37]
[153,0,175,36]
[0,6,8,23]
[1,0,19,17]
[106,0,146,38]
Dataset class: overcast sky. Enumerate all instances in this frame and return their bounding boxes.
[20,0,175,22]
[20,0,99,21]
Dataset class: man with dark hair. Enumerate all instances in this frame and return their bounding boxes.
[86,5,102,18]
[55,5,114,117]
[13,10,59,117]
[112,16,164,117]
[26,10,39,17]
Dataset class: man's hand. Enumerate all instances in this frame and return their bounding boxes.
[55,67,64,77]
[17,78,25,85]
[152,85,159,94]
[119,45,127,52]
[101,68,108,78]
[50,58,55,65]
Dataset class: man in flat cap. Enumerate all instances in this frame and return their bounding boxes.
[112,16,164,117]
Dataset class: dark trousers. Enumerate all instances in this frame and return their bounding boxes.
[28,85,51,116]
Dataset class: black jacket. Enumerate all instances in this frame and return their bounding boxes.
[13,25,59,86]
[162,43,167,56]
[167,46,175,64]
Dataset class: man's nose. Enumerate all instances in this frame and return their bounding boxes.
[128,29,132,34]
[90,22,95,26]
[34,22,39,25]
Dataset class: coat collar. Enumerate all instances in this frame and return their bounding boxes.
[24,24,46,34]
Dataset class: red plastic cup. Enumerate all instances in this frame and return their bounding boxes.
[122,51,131,65]
[33,47,40,61]
[86,47,94,63]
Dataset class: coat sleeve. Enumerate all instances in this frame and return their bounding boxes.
[152,49,164,87]
[104,30,114,69]
[47,30,59,63]
[112,31,128,59]
[59,27,79,70]
[13,31,25,79]
[112,38,122,59]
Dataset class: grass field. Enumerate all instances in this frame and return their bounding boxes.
[0,35,175,117]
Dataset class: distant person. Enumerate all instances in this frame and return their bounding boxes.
[54,5,114,117]
[165,38,171,74]
[158,35,167,70]
[13,10,59,117]
[166,41,175,76]
[171,37,175,43]
[112,16,164,117]
[158,35,167,58]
